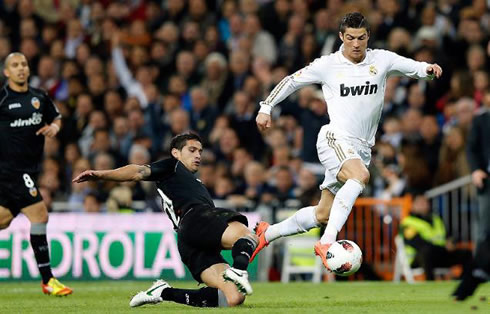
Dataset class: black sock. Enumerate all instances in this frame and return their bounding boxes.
[30,234,53,284]
[232,237,257,270]
[161,287,219,307]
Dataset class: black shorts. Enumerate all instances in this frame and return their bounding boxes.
[177,205,248,283]
[0,171,42,216]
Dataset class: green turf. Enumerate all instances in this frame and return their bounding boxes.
[0,281,488,313]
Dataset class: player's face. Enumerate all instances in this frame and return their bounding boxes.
[174,139,203,173]
[339,27,369,63]
[4,55,30,85]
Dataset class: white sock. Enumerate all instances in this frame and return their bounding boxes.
[265,206,320,242]
[320,179,364,245]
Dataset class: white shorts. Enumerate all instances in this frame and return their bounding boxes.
[316,125,371,194]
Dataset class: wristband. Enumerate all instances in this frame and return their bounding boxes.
[50,123,60,132]
[258,102,272,115]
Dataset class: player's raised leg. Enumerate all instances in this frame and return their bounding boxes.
[22,202,72,296]
[250,189,334,262]
[315,159,368,268]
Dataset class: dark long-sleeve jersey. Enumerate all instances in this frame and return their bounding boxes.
[146,157,214,228]
[467,109,490,175]
[0,85,60,173]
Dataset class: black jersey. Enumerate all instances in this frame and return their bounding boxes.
[0,85,60,173]
[147,157,214,228]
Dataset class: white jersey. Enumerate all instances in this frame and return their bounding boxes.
[259,46,433,146]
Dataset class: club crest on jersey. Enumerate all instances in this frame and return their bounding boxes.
[369,65,378,76]
[29,187,38,197]
[31,97,40,109]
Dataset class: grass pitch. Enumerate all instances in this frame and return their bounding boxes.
[0,281,488,313]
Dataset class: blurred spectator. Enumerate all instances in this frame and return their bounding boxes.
[381,116,403,149]
[225,49,251,95]
[83,192,102,213]
[201,52,230,109]
[419,115,442,174]
[278,14,305,71]
[243,13,277,64]
[300,90,329,164]
[215,127,240,164]
[399,141,431,194]
[208,114,230,147]
[294,167,320,207]
[78,110,107,158]
[400,193,472,280]
[189,87,217,143]
[443,97,476,139]
[401,108,423,143]
[106,186,133,213]
[213,176,235,200]
[268,165,296,207]
[230,147,253,182]
[259,0,290,44]
[436,71,474,115]
[68,158,92,210]
[467,88,490,246]
[435,126,471,185]
[237,161,273,204]
[111,31,149,109]
[199,162,217,192]
[161,108,191,153]
[229,91,265,158]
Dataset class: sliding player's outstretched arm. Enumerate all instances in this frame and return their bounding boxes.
[256,58,326,131]
[72,164,151,183]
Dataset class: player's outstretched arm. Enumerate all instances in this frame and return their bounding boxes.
[72,164,151,183]
[256,57,325,131]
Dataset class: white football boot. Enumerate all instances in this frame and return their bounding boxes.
[129,279,170,307]
[223,267,253,295]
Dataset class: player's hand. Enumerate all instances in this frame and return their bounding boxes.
[471,169,488,188]
[36,124,59,138]
[426,64,442,79]
[72,170,99,183]
[256,112,272,132]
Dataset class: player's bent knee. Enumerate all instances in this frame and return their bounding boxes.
[357,169,370,185]
[315,206,330,225]
[226,292,245,307]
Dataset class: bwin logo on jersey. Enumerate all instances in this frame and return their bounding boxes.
[340,81,378,97]
[10,112,43,127]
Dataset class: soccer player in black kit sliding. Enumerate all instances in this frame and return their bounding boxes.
[0,53,72,295]
[73,133,258,308]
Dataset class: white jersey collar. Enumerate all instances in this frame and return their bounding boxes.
[337,44,371,65]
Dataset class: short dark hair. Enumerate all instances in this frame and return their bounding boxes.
[170,132,202,151]
[339,12,370,34]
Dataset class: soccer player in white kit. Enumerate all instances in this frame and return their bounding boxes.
[250,12,443,269]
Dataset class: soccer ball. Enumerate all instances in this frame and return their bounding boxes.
[325,240,362,276]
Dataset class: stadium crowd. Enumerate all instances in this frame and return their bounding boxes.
[0,0,488,215]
